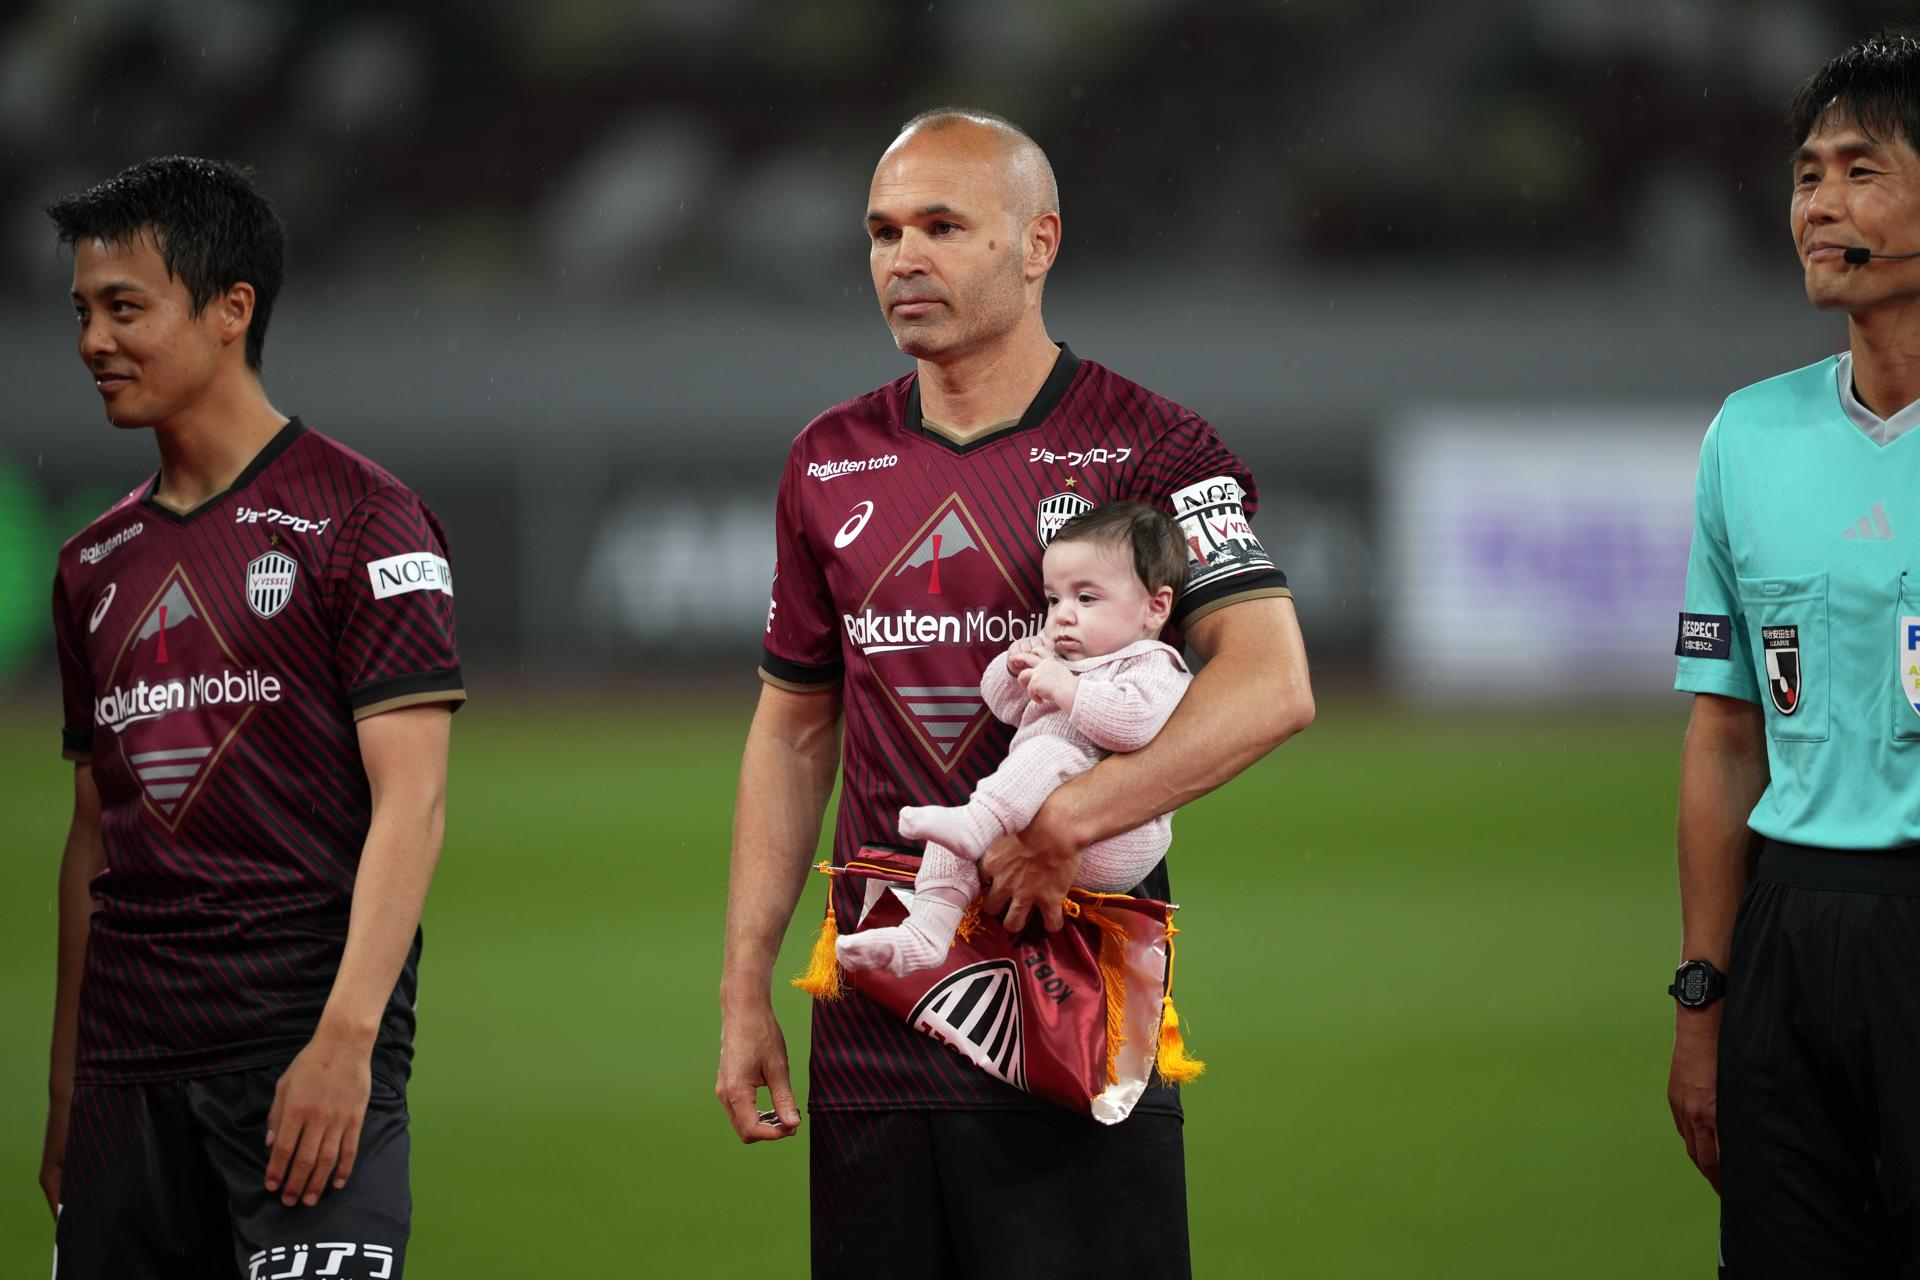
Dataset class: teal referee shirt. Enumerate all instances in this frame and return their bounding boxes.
[1677,353,1920,849]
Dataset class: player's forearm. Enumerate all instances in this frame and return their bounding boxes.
[721,699,842,1008]
[1047,628,1312,847]
[316,788,445,1051]
[48,767,104,1102]
[1677,697,1769,968]
[48,830,100,1100]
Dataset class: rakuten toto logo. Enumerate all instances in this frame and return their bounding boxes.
[80,522,144,565]
[807,454,898,481]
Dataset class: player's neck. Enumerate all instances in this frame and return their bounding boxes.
[916,322,1059,437]
[1847,314,1920,419]
[149,376,289,514]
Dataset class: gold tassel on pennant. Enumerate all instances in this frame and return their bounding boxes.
[791,902,846,1001]
[1155,996,1206,1083]
[1155,922,1205,1082]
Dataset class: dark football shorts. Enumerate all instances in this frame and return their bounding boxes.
[810,1107,1190,1279]
[1719,839,1920,1278]
[54,1063,411,1280]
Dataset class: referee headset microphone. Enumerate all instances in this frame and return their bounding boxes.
[1842,245,1920,262]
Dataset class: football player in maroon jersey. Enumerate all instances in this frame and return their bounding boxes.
[41,157,462,1278]
[718,109,1313,1277]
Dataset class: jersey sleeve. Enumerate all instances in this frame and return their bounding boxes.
[1130,416,1292,629]
[327,484,467,719]
[1674,412,1758,703]
[52,566,94,761]
[759,444,844,691]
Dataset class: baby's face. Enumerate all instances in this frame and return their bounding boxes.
[1040,538,1166,659]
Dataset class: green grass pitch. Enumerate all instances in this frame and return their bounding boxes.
[0,695,1715,1275]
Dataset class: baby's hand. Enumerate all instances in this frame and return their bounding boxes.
[1006,633,1052,676]
[1018,657,1078,712]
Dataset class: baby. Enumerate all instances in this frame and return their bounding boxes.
[837,501,1193,978]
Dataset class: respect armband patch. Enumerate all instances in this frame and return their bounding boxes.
[1674,612,1732,659]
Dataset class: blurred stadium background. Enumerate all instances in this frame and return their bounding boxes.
[0,0,1899,1273]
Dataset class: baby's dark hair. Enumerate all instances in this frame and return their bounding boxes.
[1049,501,1189,597]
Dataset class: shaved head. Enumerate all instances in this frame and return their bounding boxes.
[867,106,1064,365]
[888,107,1059,227]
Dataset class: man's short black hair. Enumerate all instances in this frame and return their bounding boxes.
[1050,501,1190,599]
[46,156,286,371]
[1788,29,1920,152]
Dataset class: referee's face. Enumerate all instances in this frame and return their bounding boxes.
[1793,116,1920,315]
[867,126,1031,362]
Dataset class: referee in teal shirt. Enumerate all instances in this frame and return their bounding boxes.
[1672,31,1920,1277]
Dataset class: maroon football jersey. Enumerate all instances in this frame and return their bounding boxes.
[762,347,1289,1111]
[51,420,465,1084]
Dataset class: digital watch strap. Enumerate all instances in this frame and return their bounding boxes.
[1669,959,1727,1009]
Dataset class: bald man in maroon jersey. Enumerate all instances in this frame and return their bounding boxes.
[39,158,462,1278]
[717,109,1315,1277]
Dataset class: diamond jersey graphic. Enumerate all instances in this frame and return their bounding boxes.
[100,567,272,830]
[892,508,979,594]
[850,495,1042,771]
[908,959,1026,1090]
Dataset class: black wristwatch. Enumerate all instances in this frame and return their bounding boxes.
[1669,959,1727,1009]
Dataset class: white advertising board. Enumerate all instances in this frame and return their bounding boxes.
[1382,409,1708,702]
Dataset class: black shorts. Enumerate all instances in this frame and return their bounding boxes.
[810,1108,1189,1280]
[55,1064,411,1280]
[1719,839,1920,1279]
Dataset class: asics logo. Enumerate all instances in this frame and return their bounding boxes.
[835,501,875,549]
[89,583,117,634]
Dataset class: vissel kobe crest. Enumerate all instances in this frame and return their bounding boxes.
[846,495,1043,772]
[245,550,297,619]
[98,567,276,831]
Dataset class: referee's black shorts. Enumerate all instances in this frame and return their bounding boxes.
[810,1107,1189,1279]
[1720,838,1920,1279]
[54,1063,411,1279]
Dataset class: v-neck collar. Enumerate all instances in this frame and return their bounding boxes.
[1834,352,1920,447]
[902,345,1081,455]
[140,418,306,525]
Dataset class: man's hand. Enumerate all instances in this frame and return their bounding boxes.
[1019,658,1078,711]
[716,998,801,1143]
[264,1029,373,1207]
[1006,634,1051,677]
[1668,1007,1723,1193]
[39,1094,69,1219]
[980,805,1084,934]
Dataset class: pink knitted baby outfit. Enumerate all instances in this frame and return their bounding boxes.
[836,639,1191,978]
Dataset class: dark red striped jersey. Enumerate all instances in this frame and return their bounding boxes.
[51,420,465,1084]
[761,347,1289,1112]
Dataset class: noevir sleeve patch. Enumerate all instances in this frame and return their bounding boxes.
[1675,612,1734,659]
[330,485,464,715]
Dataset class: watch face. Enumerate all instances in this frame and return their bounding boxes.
[1681,966,1709,1004]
